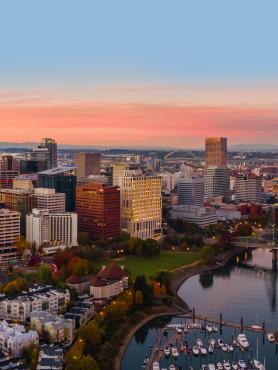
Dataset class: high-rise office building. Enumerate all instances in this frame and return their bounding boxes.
[0,189,37,235]
[205,167,230,199]
[120,175,162,240]
[41,138,57,169]
[38,167,76,212]
[34,188,66,213]
[177,176,204,206]
[235,174,263,203]
[26,209,78,248]
[20,159,48,174]
[74,152,101,180]
[0,209,20,265]
[76,183,121,240]
[205,137,227,168]
[112,163,128,187]
[0,155,20,189]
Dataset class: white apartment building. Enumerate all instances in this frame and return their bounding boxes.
[177,176,204,206]
[30,311,74,344]
[171,205,218,228]
[235,174,263,203]
[0,286,71,322]
[0,209,20,265]
[120,175,162,240]
[26,209,78,248]
[34,188,66,213]
[0,320,39,357]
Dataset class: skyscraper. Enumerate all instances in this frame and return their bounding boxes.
[41,138,58,169]
[74,152,101,180]
[235,174,263,203]
[76,183,121,240]
[205,167,230,199]
[0,155,20,189]
[0,209,20,265]
[38,167,76,212]
[120,175,162,240]
[34,188,66,213]
[205,137,227,168]
[177,176,204,206]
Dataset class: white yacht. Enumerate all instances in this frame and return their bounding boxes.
[206,324,213,333]
[237,360,247,369]
[231,363,238,369]
[208,345,214,354]
[200,345,207,355]
[267,332,275,342]
[171,347,179,358]
[236,334,249,350]
[193,345,199,355]
[210,338,216,347]
[164,346,171,357]
[176,326,182,334]
[253,360,265,370]
[229,345,234,352]
[217,363,224,370]
[223,361,231,370]
[153,362,160,370]
[197,338,203,347]
[218,338,224,347]
[208,364,216,370]
[222,344,229,352]
[213,325,218,332]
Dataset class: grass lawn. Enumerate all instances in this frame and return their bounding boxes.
[115,251,202,279]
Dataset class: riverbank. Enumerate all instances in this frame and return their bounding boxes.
[115,246,244,370]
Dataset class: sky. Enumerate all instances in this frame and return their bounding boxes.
[0,0,278,148]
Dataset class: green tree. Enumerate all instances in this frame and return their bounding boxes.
[143,239,160,257]
[37,264,53,283]
[15,236,32,257]
[154,270,172,294]
[78,232,92,246]
[133,275,151,303]
[134,290,143,305]
[79,320,102,348]
[23,343,39,370]
[3,278,28,296]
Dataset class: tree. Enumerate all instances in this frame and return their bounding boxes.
[143,239,160,257]
[133,275,151,303]
[134,290,143,305]
[37,264,53,283]
[154,270,172,294]
[15,236,32,257]
[54,249,73,268]
[23,343,39,370]
[79,320,102,348]
[128,237,144,255]
[78,232,92,246]
[201,245,216,264]
[3,278,28,296]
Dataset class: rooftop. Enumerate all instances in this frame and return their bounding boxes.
[38,166,75,176]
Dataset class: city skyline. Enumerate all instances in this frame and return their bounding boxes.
[1,0,278,147]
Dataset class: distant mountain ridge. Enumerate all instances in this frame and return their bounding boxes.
[0,141,278,152]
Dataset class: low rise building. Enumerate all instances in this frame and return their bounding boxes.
[0,320,39,357]
[90,264,129,299]
[64,301,94,328]
[170,205,218,228]
[30,311,74,344]
[0,285,70,322]
[66,275,94,295]
[36,344,64,370]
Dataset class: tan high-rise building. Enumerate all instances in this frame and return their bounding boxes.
[205,137,227,168]
[112,163,128,187]
[120,175,162,240]
[0,209,20,265]
[74,153,101,180]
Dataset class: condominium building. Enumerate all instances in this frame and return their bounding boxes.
[30,311,74,344]
[0,155,20,189]
[0,285,71,322]
[38,167,77,212]
[26,209,78,248]
[171,205,218,228]
[177,176,204,206]
[235,174,263,203]
[34,188,66,213]
[120,175,162,239]
[0,209,20,265]
[0,188,37,234]
[205,137,227,168]
[0,320,39,357]
[36,344,64,370]
[205,167,230,199]
[74,152,101,180]
[76,183,121,240]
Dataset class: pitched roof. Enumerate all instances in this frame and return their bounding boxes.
[97,264,127,281]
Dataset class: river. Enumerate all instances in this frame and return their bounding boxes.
[121,249,278,370]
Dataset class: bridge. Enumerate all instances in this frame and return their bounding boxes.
[232,236,278,271]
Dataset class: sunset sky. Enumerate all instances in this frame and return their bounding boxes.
[1,0,278,148]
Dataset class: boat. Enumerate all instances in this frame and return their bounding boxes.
[231,363,238,370]
[213,325,218,332]
[218,338,224,347]
[200,345,207,355]
[236,334,249,350]
[222,344,229,352]
[229,345,234,352]
[267,332,275,342]
[208,364,216,370]
[153,362,160,370]
[217,364,224,370]
[171,347,179,357]
[169,365,176,370]
[208,345,214,354]
[197,338,203,347]
[237,360,247,369]
[206,324,213,333]
[143,357,150,365]
[223,361,231,370]
[176,326,182,334]
[210,338,216,347]
[253,360,265,370]
[164,346,171,357]
[192,346,199,355]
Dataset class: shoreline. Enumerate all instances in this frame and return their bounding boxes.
[115,246,244,370]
